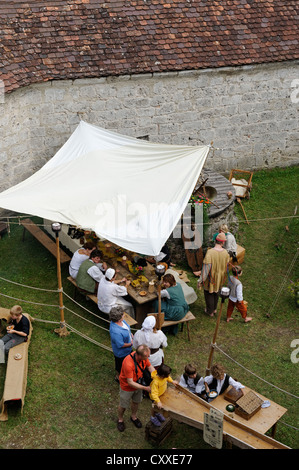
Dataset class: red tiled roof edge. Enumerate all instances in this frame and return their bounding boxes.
[1,0,299,94]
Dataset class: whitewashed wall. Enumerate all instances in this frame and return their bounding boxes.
[0,60,298,193]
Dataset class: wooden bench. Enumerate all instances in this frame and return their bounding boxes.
[148,311,195,341]
[0,308,32,421]
[67,276,137,327]
[21,218,71,264]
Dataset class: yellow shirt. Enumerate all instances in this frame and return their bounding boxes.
[149,370,173,404]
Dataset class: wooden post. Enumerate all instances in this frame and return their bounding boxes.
[55,232,65,325]
[206,298,225,375]
[155,264,166,330]
[52,224,69,337]
[237,198,250,225]
[157,282,162,330]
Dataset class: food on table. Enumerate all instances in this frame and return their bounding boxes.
[139,291,147,296]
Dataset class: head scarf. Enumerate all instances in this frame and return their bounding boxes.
[105,268,115,280]
[141,315,156,344]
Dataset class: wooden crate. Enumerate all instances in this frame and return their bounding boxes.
[235,391,263,420]
[145,417,173,445]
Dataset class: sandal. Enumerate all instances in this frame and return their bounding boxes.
[130,417,142,428]
[117,420,125,432]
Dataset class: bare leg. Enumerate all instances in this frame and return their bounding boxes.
[131,401,139,421]
[117,405,126,422]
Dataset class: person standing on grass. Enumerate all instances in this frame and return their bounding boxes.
[196,232,230,317]
[109,306,133,383]
[117,344,155,432]
[133,315,168,368]
[212,224,238,263]
[226,265,252,323]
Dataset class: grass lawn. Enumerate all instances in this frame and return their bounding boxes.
[0,165,298,450]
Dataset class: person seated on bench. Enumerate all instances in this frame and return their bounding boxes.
[179,363,205,396]
[69,241,97,279]
[76,249,107,294]
[204,363,244,401]
[154,273,189,335]
[0,305,30,362]
[97,268,135,318]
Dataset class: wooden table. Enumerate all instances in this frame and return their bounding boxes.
[161,384,289,449]
[114,263,158,327]
[211,385,287,437]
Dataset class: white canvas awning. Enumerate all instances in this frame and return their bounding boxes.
[0,121,210,255]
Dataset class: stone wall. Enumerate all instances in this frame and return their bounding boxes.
[0,60,298,193]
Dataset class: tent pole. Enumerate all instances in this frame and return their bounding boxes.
[155,264,166,330]
[51,223,69,337]
[157,282,162,330]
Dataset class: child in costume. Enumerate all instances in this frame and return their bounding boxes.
[226,265,252,323]
[179,363,205,396]
[204,363,244,401]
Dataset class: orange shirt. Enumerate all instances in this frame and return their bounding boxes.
[119,351,151,392]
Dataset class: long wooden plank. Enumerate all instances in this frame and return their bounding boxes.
[21,218,70,263]
[160,385,290,449]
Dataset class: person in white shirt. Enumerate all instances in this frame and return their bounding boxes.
[97,268,135,318]
[69,241,96,279]
[226,265,252,323]
[179,363,205,396]
[133,316,168,368]
[204,363,244,400]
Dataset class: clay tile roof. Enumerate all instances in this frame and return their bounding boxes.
[1,0,298,94]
